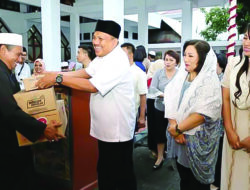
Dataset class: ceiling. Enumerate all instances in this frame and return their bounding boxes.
[10,0,228,19]
[73,0,228,19]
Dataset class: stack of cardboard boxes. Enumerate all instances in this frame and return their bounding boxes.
[14,76,67,146]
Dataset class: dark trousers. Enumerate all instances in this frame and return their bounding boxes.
[176,162,210,190]
[97,139,137,190]
[154,109,168,144]
[147,99,157,152]
[1,148,35,190]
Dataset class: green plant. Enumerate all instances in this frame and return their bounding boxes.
[237,0,250,34]
[200,7,229,41]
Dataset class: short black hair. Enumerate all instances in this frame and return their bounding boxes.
[121,43,135,54]
[134,45,147,62]
[183,40,210,74]
[78,44,96,60]
[215,53,227,72]
[23,47,27,52]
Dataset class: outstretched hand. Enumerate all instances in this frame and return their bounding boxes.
[36,73,57,89]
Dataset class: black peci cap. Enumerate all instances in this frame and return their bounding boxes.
[95,20,121,39]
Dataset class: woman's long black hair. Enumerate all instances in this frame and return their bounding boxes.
[234,23,250,101]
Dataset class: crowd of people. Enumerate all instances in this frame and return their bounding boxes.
[0,19,249,190]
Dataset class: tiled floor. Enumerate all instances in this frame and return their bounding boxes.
[134,146,180,190]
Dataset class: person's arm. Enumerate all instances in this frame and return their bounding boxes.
[62,75,97,92]
[168,113,205,137]
[137,94,146,128]
[174,134,186,144]
[0,73,61,142]
[60,68,91,78]
[168,119,186,144]
[43,69,91,79]
[222,87,241,149]
[44,120,64,141]
[149,70,163,97]
[168,118,177,126]
[240,137,250,152]
[36,72,98,93]
[137,71,148,128]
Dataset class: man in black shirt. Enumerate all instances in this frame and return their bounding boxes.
[0,33,63,190]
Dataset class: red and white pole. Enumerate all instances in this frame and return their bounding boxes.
[227,0,237,62]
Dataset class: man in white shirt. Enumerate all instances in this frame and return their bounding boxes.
[37,20,137,190]
[76,44,95,69]
[15,47,31,90]
[121,43,147,131]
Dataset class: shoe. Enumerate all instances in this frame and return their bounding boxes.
[153,159,164,170]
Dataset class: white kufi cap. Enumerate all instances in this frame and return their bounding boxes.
[61,61,68,67]
[0,33,23,46]
[149,51,156,56]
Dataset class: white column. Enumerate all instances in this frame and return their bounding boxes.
[22,19,28,52]
[70,12,80,61]
[103,0,124,44]
[137,0,148,50]
[181,0,193,46]
[41,0,61,71]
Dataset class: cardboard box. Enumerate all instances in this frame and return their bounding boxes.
[23,75,45,91]
[14,87,57,115]
[16,109,66,146]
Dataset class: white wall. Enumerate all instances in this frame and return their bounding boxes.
[2,8,239,59]
[79,22,96,44]
[124,25,140,47]
[0,9,26,34]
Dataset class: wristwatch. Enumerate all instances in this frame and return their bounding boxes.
[175,124,183,135]
[56,74,63,85]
